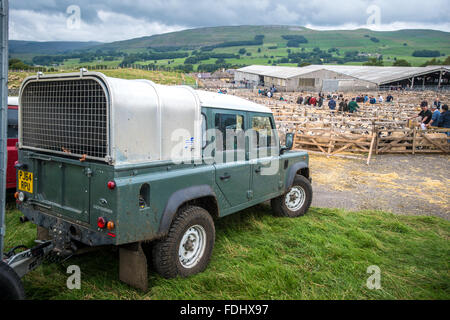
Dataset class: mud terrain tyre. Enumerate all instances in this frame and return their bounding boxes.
[271,175,312,218]
[0,261,25,300]
[152,206,215,279]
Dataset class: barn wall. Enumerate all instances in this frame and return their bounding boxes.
[338,79,378,92]
[234,71,260,84]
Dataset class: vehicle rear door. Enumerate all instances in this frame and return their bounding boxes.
[212,110,252,207]
[21,155,91,223]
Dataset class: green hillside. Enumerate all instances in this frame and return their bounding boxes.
[9,26,450,70]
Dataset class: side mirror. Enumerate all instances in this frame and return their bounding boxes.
[285,133,294,150]
[280,133,294,155]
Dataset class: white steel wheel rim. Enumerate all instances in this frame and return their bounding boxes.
[285,186,306,211]
[178,225,207,268]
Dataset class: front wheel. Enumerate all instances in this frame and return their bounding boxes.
[271,175,312,218]
[152,206,215,279]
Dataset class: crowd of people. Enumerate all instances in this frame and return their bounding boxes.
[294,92,390,114]
[408,99,450,133]
[256,87,449,134]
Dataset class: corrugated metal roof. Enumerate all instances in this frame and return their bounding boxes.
[236,65,320,79]
[237,65,449,85]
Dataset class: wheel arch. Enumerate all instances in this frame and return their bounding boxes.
[285,162,309,189]
[158,185,219,235]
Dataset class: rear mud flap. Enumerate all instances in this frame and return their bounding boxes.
[119,242,148,291]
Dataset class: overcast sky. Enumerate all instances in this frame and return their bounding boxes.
[9,0,450,42]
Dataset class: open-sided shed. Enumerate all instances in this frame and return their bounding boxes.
[235,64,450,92]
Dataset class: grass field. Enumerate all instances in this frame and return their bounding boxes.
[7,68,196,90]
[4,203,449,300]
[12,26,450,71]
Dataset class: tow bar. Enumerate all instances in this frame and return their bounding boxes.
[3,241,54,278]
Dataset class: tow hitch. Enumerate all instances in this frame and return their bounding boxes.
[3,240,54,278]
[1,240,54,299]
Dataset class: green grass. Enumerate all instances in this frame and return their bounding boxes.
[8,68,196,90]
[4,203,449,300]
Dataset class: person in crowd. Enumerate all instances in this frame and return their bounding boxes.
[369,96,377,104]
[437,104,450,130]
[348,98,360,113]
[338,99,348,112]
[328,97,337,110]
[318,96,324,108]
[420,100,428,108]
[434,98,441,110]
[364,94,369,104]
[297,95,304,105]
[305,96,311,105]
[386,94,394,103]
[409,103,432,130]
[310,96,317,106]
[427,105,441,128]
[378,95,384,103]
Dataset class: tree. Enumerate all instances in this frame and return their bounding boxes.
[393,59,411,67]
[9,58,32,70]
[412,50,441,58]
[363,57,384,66]
[239,48,246,55]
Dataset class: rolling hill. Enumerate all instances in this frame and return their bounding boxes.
[89,25,450,54]
[8,26,450,69]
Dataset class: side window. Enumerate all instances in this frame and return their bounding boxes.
[252,116,274,149]
[7,108,18,139]
[201,113,207,149]
[214,113,244,151]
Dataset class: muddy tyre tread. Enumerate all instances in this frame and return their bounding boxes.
[152,206,215,279]
[271,175,312,218]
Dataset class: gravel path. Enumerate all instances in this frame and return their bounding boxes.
[309,153,450,220]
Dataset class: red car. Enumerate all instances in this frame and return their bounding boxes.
[7,97,18,189]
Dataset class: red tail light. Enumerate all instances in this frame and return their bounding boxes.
[107,181,116,190]
[97,217,107,229]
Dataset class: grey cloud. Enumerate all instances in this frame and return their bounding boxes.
[9,0,450,41]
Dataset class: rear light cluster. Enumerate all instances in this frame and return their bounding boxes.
[97,216,115,231]
[107,181,116,190]
[14,192,25,202]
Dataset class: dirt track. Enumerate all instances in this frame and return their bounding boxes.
[309,153,450,220]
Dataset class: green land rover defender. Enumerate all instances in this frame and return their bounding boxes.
[15,71,312,290]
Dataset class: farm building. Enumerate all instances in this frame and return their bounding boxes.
[234,65,450,92]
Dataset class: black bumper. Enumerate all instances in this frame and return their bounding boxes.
[19,205,116,247]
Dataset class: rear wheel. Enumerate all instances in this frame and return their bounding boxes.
[271,175,312,218]
[152,206,215,278]
[0,261,25,300]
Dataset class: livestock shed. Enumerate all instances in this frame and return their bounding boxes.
[234,65,450,92]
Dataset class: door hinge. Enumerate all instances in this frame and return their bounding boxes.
[247,190,253,200]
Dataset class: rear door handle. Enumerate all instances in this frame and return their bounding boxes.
[220,174,231,181]
[255,167,261,174]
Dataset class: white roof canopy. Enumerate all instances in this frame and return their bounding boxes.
[237,65,450,85]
